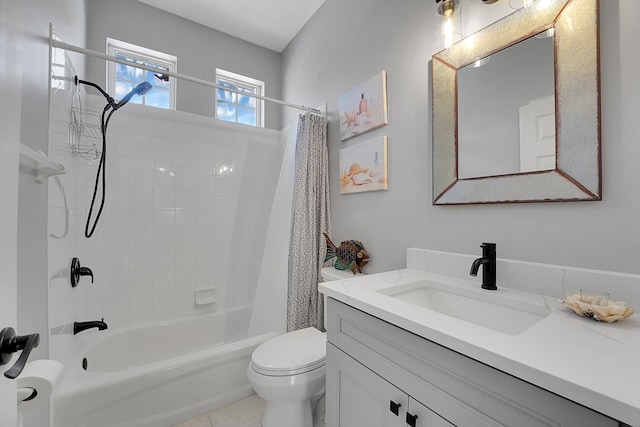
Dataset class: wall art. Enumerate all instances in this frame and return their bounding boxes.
[339,136,388,194]
[339,71,388,141]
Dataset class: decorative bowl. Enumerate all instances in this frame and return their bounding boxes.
[564,292,634,322]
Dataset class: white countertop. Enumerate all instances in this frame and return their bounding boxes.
[320,268,640,426]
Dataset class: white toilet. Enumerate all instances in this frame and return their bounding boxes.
[247,267,360,427]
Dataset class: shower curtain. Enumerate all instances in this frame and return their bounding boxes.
[287,113,331,332]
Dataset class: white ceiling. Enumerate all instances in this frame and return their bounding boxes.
[137,0,325,53]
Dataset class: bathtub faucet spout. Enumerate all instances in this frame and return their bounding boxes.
[73,319,108,335]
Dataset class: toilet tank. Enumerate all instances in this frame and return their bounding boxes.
[320,267,362,282]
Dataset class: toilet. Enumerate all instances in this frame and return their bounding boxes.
[247,267,361,427]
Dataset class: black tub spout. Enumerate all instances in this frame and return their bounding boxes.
[73,319,108,335]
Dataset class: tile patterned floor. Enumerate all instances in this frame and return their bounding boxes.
[173,394,266,427]
[173,394,326,427]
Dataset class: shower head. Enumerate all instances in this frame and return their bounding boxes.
[113,82,152,110]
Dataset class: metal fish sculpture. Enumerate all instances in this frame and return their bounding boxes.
[323,233,370,274]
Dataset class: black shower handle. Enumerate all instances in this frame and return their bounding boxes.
[0,327,40,379]
[70,257,94,287]
[78,267,94,283]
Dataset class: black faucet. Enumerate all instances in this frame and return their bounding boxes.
[470,243,497,290]
[73,319,108,335]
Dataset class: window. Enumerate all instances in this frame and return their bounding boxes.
[107,38,177,110]
[215,69,264,127]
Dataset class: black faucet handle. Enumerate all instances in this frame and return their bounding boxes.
[78,267,94,283]
[481,242,496,251]
[70,257,94,287]
[0,327,40,379]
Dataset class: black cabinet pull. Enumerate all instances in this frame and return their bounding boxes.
[389,400,402,416]
[406,412,418,427]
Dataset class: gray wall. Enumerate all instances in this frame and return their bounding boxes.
[282,0,640,277]
[84,0,282,130]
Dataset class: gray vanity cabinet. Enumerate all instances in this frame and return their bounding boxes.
[325,298,618,427]
[327,343,453,427]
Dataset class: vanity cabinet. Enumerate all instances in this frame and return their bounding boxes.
[325,298,618,427]
[327,342,453,427]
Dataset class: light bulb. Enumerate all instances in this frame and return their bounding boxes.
[436,0,462,49]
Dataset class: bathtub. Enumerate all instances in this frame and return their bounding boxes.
[53,306,278,427]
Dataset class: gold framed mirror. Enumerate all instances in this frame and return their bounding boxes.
[432,0,600,205]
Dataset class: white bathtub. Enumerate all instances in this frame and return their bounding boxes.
[53,306,278,427]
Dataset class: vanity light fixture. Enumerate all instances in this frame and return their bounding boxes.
[435,0,496,66]
[436,0,459,16]
[435,0,462,49]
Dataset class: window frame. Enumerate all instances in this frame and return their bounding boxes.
[106,38,177,110]
[215,68,265,128]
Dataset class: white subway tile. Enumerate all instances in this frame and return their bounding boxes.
[175,192,196,211]
[175,228,197,248]
[153,209,175,229]
[196,174,216,193]
[153,169,175,191]
[175,212,196,232]
[129,210,153,230]
[196,193,216,211]
[175,172,197,192]
[128,270,153,291]
[153,268,175,289]
[153,249,175,270]
[129,290,153,313]
[129,189,153,210]
[129,229,153,252]
[129,169,153,190]
[153,190,175,210]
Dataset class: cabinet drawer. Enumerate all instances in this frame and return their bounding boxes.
[326,298,617,427]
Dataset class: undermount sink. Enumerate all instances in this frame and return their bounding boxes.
[378,280,551,335]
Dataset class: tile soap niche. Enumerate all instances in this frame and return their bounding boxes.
[195,287,216,306]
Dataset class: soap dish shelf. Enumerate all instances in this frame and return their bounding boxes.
[19,143,66,183]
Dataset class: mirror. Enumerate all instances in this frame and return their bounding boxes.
[458,32,555,179]
[432,0,600,204]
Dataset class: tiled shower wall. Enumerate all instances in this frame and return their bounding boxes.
[48,87,283,363]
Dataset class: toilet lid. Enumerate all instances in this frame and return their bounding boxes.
[251,327,326,376]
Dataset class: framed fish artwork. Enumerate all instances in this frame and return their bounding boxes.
[339,71,388,141]
[339,136,388,194]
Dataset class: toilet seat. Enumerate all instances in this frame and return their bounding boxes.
[251,327,326,376]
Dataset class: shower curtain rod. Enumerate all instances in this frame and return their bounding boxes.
[51,39,324,116]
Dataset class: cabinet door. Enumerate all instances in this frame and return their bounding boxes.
[408,397,455,427]
[326,343,405,427]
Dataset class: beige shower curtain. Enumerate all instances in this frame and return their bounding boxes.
[286,113,331,332]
